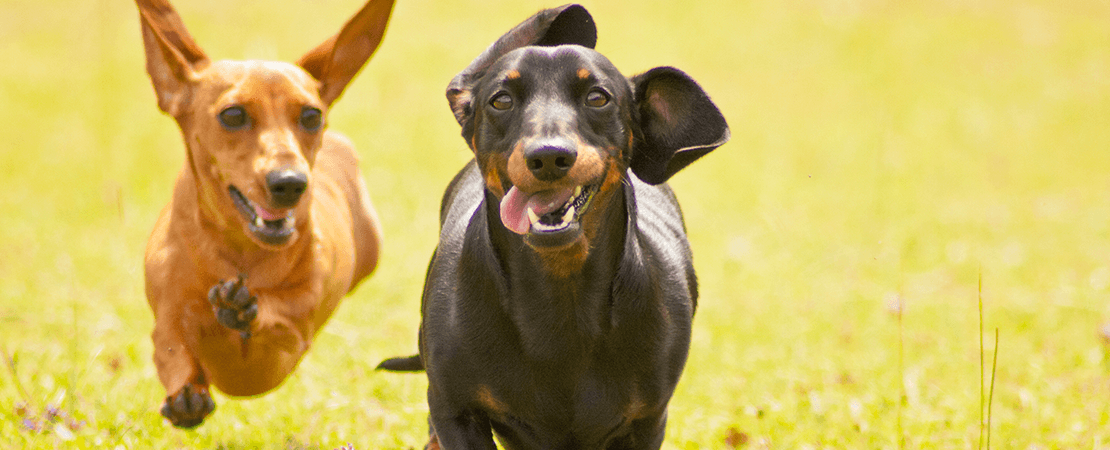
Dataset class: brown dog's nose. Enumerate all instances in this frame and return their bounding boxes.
[266,169,308,208]
[525,142,577,181]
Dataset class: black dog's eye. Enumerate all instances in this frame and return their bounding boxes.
[490,93,513,111]
[585,89,609,108]
[218,106,249,130]
[300,107,323,132]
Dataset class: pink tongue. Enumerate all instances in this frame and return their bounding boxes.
[255,205,288,221]
[498,186,575,235]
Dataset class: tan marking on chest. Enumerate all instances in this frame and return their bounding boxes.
[476,385,509,415]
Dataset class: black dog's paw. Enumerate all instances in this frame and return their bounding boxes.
[160,384,215,428]
[208,275,257,332]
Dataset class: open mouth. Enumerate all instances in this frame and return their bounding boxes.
[528,185,598,233]
[499,184,598,239]
[228,186,296,246]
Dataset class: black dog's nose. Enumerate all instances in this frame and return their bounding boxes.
[525,144,577,181]
[266,169,308,208]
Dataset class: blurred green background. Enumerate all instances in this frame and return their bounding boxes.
[2,0,1109,447]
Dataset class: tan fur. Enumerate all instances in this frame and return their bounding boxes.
[474,385,509,415]
[137,0,392,425]
[504,138,606,195]
[532,159,624,278]
[498,138,614,277]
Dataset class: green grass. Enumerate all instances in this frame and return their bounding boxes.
[2,0,1110,447]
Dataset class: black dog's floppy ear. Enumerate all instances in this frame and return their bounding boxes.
[630,67,730,185]
[446,4,596,128]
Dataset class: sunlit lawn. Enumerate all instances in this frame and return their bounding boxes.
[2,0,1109,448]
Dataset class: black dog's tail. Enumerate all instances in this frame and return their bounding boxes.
[376,354,424,372]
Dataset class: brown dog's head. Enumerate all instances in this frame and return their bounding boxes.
[137,0,393,250]
[447,5,729,259]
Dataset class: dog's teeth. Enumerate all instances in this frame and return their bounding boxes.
[254,217,264,228]
[527,207,540,225]
[561,205,575,224]
[574,186,582,197]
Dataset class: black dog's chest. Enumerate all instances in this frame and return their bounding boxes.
[475,364,653,448]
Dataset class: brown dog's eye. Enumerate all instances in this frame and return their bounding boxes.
[585,89,609,108]
[218,106,249,130]
[300,107,323,132]
[490,93,513,111]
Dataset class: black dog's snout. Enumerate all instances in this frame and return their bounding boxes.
[266,169,308,208]
[525,144,577,181]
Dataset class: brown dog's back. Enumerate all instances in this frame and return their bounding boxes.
[316,132,382,286]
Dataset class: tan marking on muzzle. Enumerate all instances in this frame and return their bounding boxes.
[565,142,605,185]
[506,137,607,193]
[482,151,508,198]
[505,140,531,190]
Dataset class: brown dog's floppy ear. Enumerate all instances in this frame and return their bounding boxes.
[630,67,730,185]
[298,0,395,106]
[447,4,597,129]
[136,0,209,116]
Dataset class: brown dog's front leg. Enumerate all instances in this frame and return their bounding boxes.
[208,275,257,359]
[208,275,257,331]
[152,307,217,428]
[160,383,215,429]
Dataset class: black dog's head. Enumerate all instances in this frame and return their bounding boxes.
[448,4,729,259]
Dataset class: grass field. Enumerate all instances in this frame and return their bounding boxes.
[2,0,1110,448]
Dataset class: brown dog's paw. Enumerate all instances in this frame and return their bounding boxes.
[208,275,258,332]
[160,384,215,428]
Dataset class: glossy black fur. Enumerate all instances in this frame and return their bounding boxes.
[380,4,728,449]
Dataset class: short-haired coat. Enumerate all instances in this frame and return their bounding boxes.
[379,4,729,448]
[137,0,392,428]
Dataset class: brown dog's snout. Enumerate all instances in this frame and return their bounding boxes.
[266,169,308,208]
[524,139,577,181]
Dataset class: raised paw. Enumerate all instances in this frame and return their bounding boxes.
[160,384,215,428]
[208,275,258,332]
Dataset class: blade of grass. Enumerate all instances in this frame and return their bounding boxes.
[987,327,998,450]
[897,291,905,450]
[3,346,32,404]
[978,270,985,450]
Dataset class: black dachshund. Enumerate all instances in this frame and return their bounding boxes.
[380,4,729,448]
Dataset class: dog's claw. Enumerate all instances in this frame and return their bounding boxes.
[160,384,215,428]
[208,276,257,331]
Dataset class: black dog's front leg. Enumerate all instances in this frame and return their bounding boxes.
[429,412,497,450]
[609,413,668,450]
[427,390,497,450]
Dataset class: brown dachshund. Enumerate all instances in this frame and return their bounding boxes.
[137,0,392,428]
